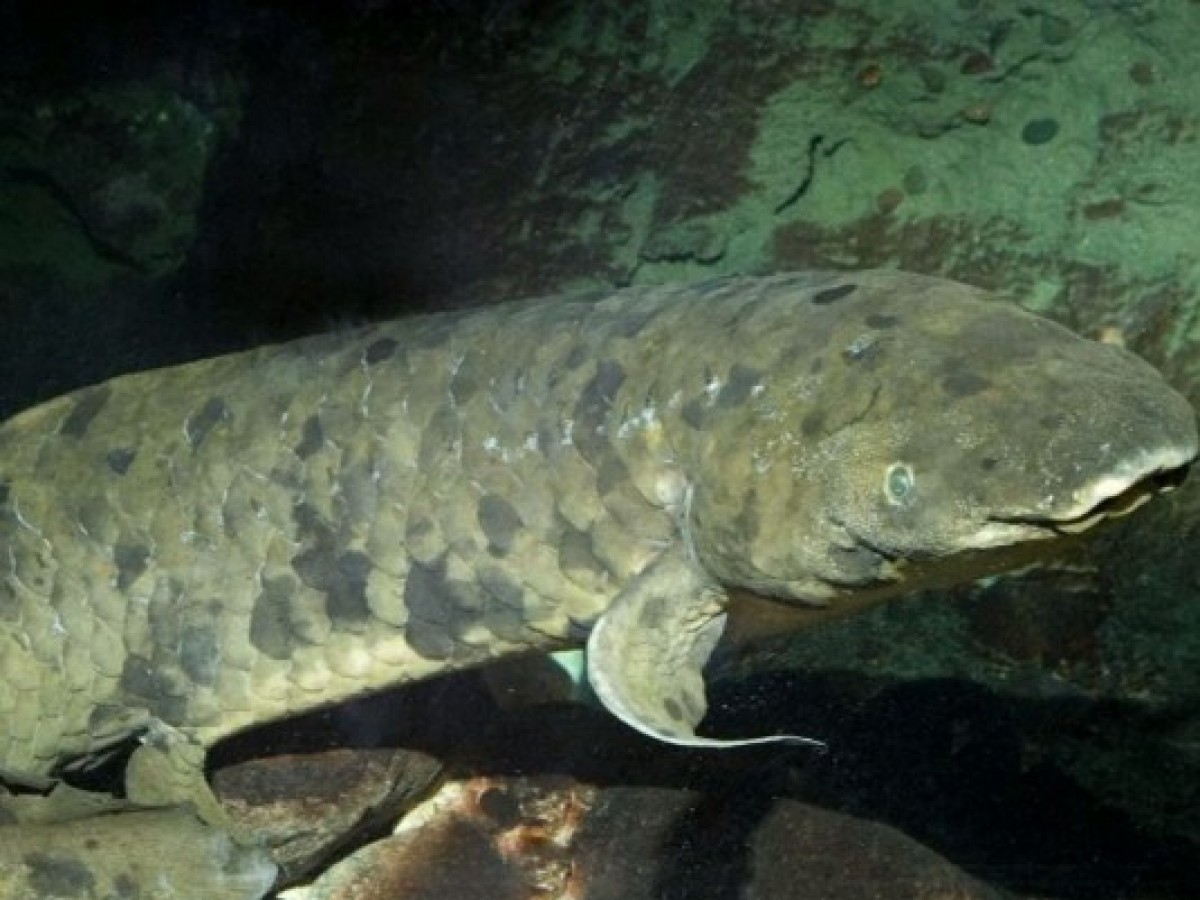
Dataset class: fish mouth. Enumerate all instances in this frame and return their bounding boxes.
[974,446,1194,546]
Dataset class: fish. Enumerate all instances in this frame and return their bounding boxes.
[0,270,1194,886]
[0,805,277,898]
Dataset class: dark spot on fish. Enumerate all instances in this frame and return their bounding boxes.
[364,337,399,364]
[478,494,523,556]
[580,360,626,410]
[0,479,9,505]
[268,462,303,492]
[681,398,709,430]
[800,410,825,437]
[662,697,684,722]
[184,397,230,449]
[146,588,182,652]
[612,305,660,338]
[809,356,824,375]
[572,359,626,461]
[336,458,379,525]
[943,369,991,397]
[980,457,999,471]
[23,852,96,897]
[866,312,900,329]
[536,424,558,455]
[478,565,525,609]
[596,456,629,496]
[735,490,761,553]
[449,354,482,404]
[407,516,433,540]
[404,514,445,564]
[811,283,857,305]
[478,574,531,642]
[59,385,112,438]
[404,556,458,660]
[0,582,16,623]
[717,364,762,407]
[564,344,589,369]
[418,404,461,469]
[293,541,373,626]
[113,874,138,898]
[293,502,326,543]
[118,655,187,724]
[558,526,606,581]
[250,575,300,660]
[329,552,374,623]
[1039,413,1066,430]
[113,543,149,591]
[639,596,668,628]
[295,415,324,459]
[105,447,135,475]
[179,625,219,685]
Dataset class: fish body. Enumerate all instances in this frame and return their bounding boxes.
[0,271,1194,810]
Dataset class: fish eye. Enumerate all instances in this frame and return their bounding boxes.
[884,463,915,506]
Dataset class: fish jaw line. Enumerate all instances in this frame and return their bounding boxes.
[975,445,1195,546]
[1055,445,1194,526]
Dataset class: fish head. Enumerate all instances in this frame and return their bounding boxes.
[688,273,1197,604]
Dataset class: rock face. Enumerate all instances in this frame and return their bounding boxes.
[282,775,1004,900]
[212,746,444,887]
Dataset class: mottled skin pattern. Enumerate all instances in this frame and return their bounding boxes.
[0,272,1195,856]
[0,275,685,781]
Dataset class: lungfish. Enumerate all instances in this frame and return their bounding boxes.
[0,271,1194,849]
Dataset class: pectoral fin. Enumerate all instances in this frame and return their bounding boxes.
[586,548,824,749]
[125,721,255,845]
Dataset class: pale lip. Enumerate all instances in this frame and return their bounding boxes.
[974,444,1195,546]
